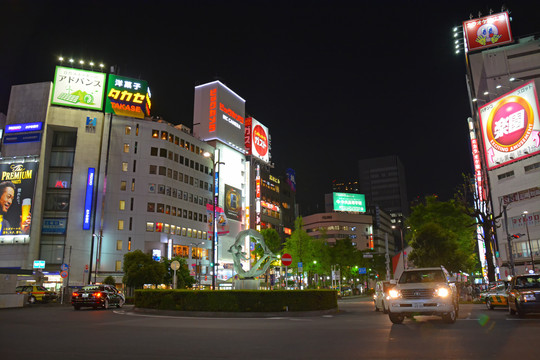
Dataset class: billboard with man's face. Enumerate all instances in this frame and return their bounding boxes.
[0,161,39,237]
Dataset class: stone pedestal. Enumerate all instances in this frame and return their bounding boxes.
[233,279,260,290]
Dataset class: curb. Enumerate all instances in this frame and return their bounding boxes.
[132,306,340,318]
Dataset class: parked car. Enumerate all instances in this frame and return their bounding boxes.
[507,274,540,317]
[484,281,509,310]
[373,280,396,313]
[15,285,58,304]
[387,266,459,324]
[340,286,353,297]
[71,284,125,310]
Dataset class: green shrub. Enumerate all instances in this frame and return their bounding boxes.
[135,289,337,312]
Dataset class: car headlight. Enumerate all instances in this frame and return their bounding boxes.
[436,287,450,297]
[522,294,535,302]
[388,289,401,299]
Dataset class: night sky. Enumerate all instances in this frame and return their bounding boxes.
[1,0,539,215]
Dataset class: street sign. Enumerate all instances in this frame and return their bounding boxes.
[60,270,68,278]
[33,260,45,269]
[358,267,367,274]
[60,263,69,271]
[282,253,292,266]
[363,254,373,258]
[170,260,180,271]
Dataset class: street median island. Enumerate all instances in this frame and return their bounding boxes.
[134,289,338,317]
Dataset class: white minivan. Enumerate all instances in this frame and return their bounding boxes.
[373,280,396,313]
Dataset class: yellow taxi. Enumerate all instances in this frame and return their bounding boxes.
[484,281,509,310]
[15,285,58,304]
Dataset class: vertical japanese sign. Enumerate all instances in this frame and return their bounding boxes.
[478,81,540,169]
[51,66,106,110]
[105,74,151,118]
[245,117,270,163]
[83,168,95,230]
[462,12,513,52]
[0,160,38,237]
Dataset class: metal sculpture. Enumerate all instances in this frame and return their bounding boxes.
[228,229,278,279]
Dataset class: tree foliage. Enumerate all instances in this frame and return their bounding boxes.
[102,275,116,286]
[162,257,196,289]
[407,196,478,273]
[122,250,166,289]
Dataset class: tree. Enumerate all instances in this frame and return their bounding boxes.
[102,275,116,286]
[455,174,502,282]
[122,250,166,289]
[162,257,196,289]
[283,217,318,285]
[407,196,478,274]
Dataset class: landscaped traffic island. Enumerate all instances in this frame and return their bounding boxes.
[134,289,338,313]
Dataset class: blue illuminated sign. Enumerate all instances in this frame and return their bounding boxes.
[3,133,41,144]
[83,168,95,230]
[5,122,43,133]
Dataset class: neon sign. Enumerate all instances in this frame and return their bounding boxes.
[105,74,150,119]
[83,168,95,230]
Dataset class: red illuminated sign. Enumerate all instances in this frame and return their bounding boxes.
[463,12,513,52]
[253,124,268,157]
[209,88,217,132]
[244,117,252,155]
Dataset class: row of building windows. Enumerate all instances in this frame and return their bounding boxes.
[151,129,209,160]
[306,225,359,233]
[146,202,207,223]
[150,147,211,175]
[145,222,207,240]
[148,165,212,192]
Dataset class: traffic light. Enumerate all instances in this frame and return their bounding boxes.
[511,234,521,239]
[375,274,379,279]
[369,235,374,250]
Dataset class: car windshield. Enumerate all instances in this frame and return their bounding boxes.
[514,275,540,289]
[399,270,446,284]
[36,286,48,291]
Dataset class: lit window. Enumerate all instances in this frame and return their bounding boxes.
[116,240,123,251]
[120,181,127,191]
[125,126,131,135]
[146,222,154,232]
[122,162,128,172]
[152,130,159,138]
[119,200,125,210]
[124,144,130,153]
[118,220,124,230]
[115,261,122,271]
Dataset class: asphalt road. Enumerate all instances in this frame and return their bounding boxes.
[1,296,539,359]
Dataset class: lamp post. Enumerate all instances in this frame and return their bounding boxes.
[522,211,535,272]
[203,150,225,290]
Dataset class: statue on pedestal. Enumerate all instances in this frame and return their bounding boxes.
[228,229,278,279]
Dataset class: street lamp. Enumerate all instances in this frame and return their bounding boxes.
[522,211,535,272]
[203,150,225,290]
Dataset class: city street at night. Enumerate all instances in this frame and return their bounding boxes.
[2,297,539,359]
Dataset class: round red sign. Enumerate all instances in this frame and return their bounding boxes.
[281,253,292,266]
[252,124,268,157]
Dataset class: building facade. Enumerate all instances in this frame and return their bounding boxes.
[466,29,540,278]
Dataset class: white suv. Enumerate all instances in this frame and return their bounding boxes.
[387,266,459,324]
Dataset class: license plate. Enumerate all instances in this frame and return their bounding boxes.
[413,303,422,309]
[82,294,88,298]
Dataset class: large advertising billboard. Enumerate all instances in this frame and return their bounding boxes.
[193,81,246,153]
[105,74,151,118]
[0,161,38,236]
[462,12,513,52]
[245,117,270,163]
[51,66,106,110]
[333,192,366,212]
[224,184,242,221]
[478,81,540,169]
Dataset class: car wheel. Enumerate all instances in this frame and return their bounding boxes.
[486,298,494,310]
[74,305,81,311]
[382,301,388,314]
[374,302,379,312]
[443,307,457,324]
[28,296,36,304]
[389,313,404,324]
[103,298,109,310]
[117,299,124,308]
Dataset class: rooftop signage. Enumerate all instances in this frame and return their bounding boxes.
[462,12,513,52]
[105,74,151,118]
[51,66,106,110]
[333,192,366,213]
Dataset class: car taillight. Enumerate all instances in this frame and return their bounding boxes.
[72,292,79,297]
[94,292,102,298]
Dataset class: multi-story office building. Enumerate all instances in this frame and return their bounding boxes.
[0,78,216,289]
[358,155,409,225]
[463,12,540,278]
